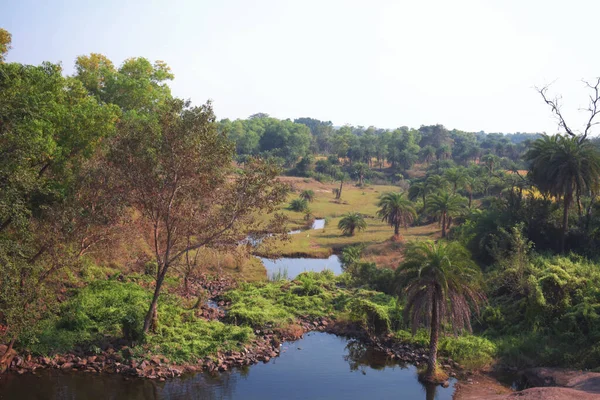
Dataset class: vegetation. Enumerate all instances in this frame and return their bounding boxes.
[376,192,417,236]
[5,25,600,385]
[396,241,485,381]
[338,212,367,236]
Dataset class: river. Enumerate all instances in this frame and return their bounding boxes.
[0,332,455,400]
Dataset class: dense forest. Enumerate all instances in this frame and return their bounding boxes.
[3,25,600,390]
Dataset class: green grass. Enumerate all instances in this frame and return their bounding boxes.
[258,178,440,261]
[27,279,254,364]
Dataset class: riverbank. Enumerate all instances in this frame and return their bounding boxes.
[3,315,459,381]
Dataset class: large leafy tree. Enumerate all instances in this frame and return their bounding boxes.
[0,48,120,363]
[109,98,288,333]
[525,134,600,252]
[0,28,11,62]
[426,192,467,238]
[396,241,484,382]
[338,212,367,236]
[377,192,417,236]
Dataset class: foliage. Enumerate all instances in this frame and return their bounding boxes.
[289,198,309,212]
[376,192,417,235]
[397,240,485,379]
[299,189,315,202]
[338,212,367,236]
[29,280,253,363]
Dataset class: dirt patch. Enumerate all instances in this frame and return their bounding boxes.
[453,373,512,400]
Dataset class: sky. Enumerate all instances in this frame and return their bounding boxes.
[2,0,599,134]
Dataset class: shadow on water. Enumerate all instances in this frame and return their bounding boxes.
[0,333,455,400]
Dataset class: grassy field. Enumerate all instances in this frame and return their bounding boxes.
[257,177,440,268]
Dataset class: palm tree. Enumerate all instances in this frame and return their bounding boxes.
[377,192,417,236]
[353,162,369,186]
[426,192,467,238]
[299,189,315,202]
[289,198,309,212]
[525,134,600,252]
[338,212,367,236]
[444,168,467,194]
[463,175,482,208]
[419,145,436,165]
[408,181,429,210]
[426,174,449,193]
[396,241,485,382]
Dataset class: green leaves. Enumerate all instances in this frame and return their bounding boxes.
[376,192,416,234]
[338,212,367,236]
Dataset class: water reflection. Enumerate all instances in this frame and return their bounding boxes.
[0,333,455,400]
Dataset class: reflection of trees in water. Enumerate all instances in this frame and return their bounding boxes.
[0,369,242,400]
[344,340,441,400]
[161,370,239,400]
[344,339,406,373]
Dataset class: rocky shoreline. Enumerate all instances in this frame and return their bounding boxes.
[3,314,461,381]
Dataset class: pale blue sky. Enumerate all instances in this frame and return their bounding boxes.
[2,0,599,133]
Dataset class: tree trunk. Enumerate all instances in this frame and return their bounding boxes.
[0,338,17,373]
[143,266,168,333]
[561,194,570,253]
[394,222,399,236]
[468,192,472,209]
[337,180,343,200]
[425,295,439,380]
[441,212,447,238]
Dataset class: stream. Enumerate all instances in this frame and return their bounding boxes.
[0,332,456,400]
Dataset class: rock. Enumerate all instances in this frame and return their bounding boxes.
[60,363,74,371]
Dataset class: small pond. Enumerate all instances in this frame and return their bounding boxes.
[289,218,326,235]
[260,254,342,279]
[0,332,455,400]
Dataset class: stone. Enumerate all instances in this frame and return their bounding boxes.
[60,363,74,371]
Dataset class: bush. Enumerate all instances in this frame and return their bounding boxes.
[289,198,309,212]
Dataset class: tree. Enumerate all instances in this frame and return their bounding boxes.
[525,134,600,252]
[352,162,369,186]
[109,98,288,333]
[426,192,467,238]
[377,192,417,236]
[338,212,367,236]
[0,53,120,365]
[426,175,449,194]
[0,28,11,62]
[408,181,429,210]
[289,198,309,212]
[444,168,467,194]
[396,241,484,382]
[75,54,174,113]
[463,175,482,209]
[299,189,315,202]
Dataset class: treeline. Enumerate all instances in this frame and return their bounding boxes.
[219,115,540,177]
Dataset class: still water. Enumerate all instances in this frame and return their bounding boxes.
[0,333,455,400]
[260,255,342,279]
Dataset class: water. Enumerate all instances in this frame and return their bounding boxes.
[311,219,326,229]
[289,219,325,235]
[260,255,342,279]
[0,333,455,400]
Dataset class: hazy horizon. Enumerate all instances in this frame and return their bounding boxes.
[3,0,599,134]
